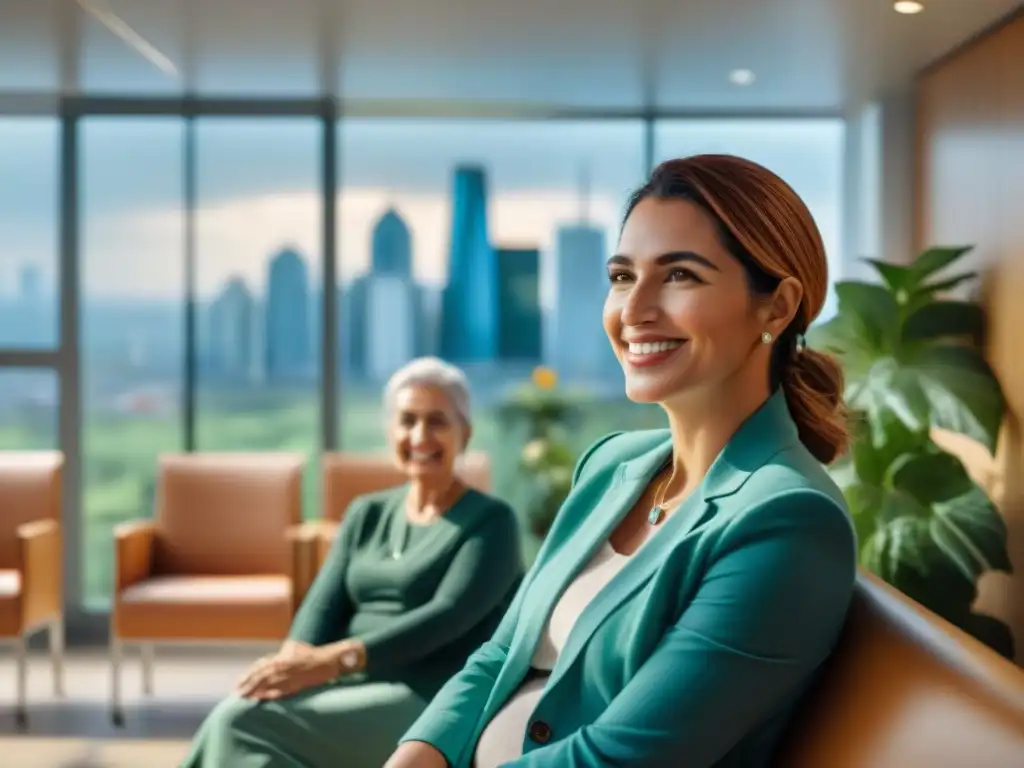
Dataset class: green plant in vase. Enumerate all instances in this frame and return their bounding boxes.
[810,245,1013,657]
[498,366,581,538]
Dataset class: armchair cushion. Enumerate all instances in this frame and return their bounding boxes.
[115,575,292,641]
[153,453,303,576]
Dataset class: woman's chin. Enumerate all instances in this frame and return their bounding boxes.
[403,462,450,479]
[623,379,675,404]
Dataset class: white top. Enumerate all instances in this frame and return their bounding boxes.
[474,543,632,768]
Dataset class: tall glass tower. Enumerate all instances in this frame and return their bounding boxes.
[439,165,499,363]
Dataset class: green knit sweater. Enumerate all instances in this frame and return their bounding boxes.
[289,485,523,695]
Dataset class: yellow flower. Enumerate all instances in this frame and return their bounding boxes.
[522,439,548,467]
[532,366,558,390]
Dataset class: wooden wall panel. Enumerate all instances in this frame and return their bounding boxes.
[915,9,1024,663]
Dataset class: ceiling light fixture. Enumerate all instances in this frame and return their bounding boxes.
[893,1,924,14]
[729,69,756,86]
[77,0,180,77]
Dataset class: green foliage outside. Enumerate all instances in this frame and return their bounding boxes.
[810,245,1014,658]
[496,367,584,539]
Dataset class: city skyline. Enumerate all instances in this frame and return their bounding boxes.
[0,117,844,313]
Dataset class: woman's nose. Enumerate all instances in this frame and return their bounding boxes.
[620,281,660,326]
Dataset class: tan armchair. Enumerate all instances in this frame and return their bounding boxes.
[110,452,314,725]
[313,451,492,571]
[0,451,64,728]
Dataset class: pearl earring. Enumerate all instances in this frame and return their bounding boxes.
[761,331,773,344]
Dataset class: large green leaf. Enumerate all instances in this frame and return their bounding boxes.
[915,271,978,297]
[888,450,974,504]
[848,358,931,440]
[902,300,987,344]
[910,245,973,282]
[861,515,931,583]
[864,259,914,298]
[930,485,1012,580]
[807,314,875,382]
[908,344,1005,452]
[848,410,925,486]
[833,281,900,352]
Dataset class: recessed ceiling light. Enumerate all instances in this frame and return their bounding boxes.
[894,1,924,14]
[729,69,756,86]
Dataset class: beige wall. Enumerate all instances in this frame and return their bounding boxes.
[915,8,1024,663]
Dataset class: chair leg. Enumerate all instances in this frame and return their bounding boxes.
[50,616,65,698]
[110,636,124,727]
[15,634,28,730]
[141,643,155,697]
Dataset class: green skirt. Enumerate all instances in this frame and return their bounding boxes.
[179,680,428,768]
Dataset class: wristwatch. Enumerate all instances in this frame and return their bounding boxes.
[340,649,360,672]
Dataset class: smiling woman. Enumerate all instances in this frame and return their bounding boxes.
[386,155,855,768]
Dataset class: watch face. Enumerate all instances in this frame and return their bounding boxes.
[342,651,359,669]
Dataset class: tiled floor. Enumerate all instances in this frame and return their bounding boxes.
[0,650,261,767]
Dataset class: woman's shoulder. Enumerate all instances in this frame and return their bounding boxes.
[344,485,406,523]
[721,446,857,565]
[457,488,518,532]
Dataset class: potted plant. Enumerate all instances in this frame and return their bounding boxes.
[498,366,581,538]
[810,245,1014,657]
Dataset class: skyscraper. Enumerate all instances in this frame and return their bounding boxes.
[439,165,500,363]
[207,276,255,380]
[496,247,542,363]
[550,225,614,382]
[265,247,311,380]
[371,208,413,277]
[364,275,417,382]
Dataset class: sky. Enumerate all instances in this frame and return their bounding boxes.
[0,116,844,317]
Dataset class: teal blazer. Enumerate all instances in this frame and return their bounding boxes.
[401,391,857,767]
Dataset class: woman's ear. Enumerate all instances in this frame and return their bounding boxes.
[461,424,473,453]
[762,277,803,338]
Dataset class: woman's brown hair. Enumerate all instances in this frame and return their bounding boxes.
[624,154,848,464]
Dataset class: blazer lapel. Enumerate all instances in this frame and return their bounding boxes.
[487,439,672,711]
[546,390,801,689]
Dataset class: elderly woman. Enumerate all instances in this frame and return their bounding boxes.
[181,357,523,768]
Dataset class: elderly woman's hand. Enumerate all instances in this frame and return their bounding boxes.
[236,642,338,700]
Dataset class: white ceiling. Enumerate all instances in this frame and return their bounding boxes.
[0,0,1018,111]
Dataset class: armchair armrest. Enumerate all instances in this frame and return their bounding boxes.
[114,520,158,593]
[287,522,321,610]
[17,519,61,627]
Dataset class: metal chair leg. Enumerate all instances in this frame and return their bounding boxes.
[110,635,124,727]
[50,616,65,698]
[141,643,155,696]
[15,635,27,730]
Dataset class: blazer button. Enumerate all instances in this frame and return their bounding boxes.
[528,720,552,744]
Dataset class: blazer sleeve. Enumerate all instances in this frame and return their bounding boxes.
[398,431,626,767]
[502,490,857,768]
[287,498,366,646]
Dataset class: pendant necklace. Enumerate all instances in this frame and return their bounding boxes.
[647,464,673,526]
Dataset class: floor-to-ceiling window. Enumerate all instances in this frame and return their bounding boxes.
[0,117,60,349]
[194,118,323,514]
[79,117,186,607]
[0,116,60,453]
[52,108,848,616]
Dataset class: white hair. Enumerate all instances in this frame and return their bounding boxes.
[383,356,472,429]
